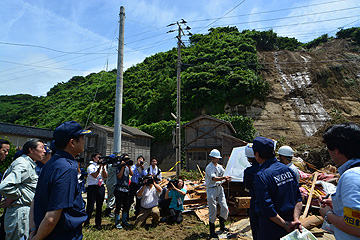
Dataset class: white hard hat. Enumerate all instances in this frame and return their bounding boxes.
[209,149,222,159]
[245,143,255,158]
[277,146,294,157]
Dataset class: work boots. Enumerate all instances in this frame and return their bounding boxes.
[219,217,229,233]
[209,222,217,238]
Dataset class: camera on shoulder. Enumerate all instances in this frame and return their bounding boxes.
[167,179,178,189]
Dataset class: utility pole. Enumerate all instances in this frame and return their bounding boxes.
[113,6,125,155]
[168,20,191,177]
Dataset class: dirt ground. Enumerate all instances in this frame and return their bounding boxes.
[83,212,210,240]
[82,209,336,240]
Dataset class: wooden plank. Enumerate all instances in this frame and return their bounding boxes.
[194,208,209,225]
[234,197,251,209]
[197,164,204,179]
[184,198,207,205]
[301,171,319,220]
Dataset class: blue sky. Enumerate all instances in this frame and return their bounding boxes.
[0,0,359,96]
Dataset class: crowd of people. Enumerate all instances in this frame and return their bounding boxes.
[0,120,360,239]
[0,121,187,240]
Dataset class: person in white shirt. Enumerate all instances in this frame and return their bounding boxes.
[147,157,162,183]
[84,152,107,229]
[277,146,300,183]
[205,149,231,238]
[135,175,162,227]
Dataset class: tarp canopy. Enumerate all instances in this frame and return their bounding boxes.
[224,146,251,182]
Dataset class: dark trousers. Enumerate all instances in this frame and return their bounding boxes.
[129,182,142,216]
[114,190,129,215]
[167,208,183,224]
[249,206,259,240]
[258,211,293,240]
[86,185,105,226]
[0,211,5,240]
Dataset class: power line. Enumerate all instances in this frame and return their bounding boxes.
[236,15,360,32]
[0,41,115,55]
[0,60,86,72]
[194,0,246,34]
[188,0,346,23]
[232,7,360,26]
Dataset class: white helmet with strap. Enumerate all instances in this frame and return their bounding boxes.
[277,146,294,157]
[209,149,222,159]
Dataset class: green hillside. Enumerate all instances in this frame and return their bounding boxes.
[1,27,359,143]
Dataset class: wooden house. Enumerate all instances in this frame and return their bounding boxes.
[183,115,247,171]
[0,122,53,148]
[85,123,153,164]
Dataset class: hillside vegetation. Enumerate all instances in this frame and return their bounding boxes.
[1,27,359,143]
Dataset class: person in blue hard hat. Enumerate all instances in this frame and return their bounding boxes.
[243,143,260,240]
[29,121,91,240]
[205,149,231,238]
[252,136,302,240]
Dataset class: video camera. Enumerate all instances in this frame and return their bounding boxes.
[99,155,133,167]
[98,156,117,165]
[140,175,154,186]
[167,179,178,189]
[76,157,85,164]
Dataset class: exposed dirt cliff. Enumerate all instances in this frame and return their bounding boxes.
[237,39,360,167]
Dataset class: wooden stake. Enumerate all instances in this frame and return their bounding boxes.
[301,171,319,220]
[197,164,204,179]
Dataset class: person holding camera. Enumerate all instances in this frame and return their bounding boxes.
[104,154,117,217]
[129,156,147,217]
[76,156,88,194]
[84,152,107,229]
[162,179,187,224]
[135,175,162,227]
[147,156,162,183]
[114,153,133,229]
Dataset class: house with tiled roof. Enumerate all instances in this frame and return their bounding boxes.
[85,122,153,164]
[0,122,53,148]
[182,115,247,170]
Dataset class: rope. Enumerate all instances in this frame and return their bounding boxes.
[165,160,181,172]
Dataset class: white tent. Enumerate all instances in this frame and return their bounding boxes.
[224,146,251,182]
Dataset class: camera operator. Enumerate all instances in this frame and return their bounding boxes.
[161,179,187,224]
[147,156,162,183]
[135,175,162,227]
[104,154,117,217]
[129,156,147,218]
[84,152,107,230]
[114,153,133,229]
[76,156,87,194]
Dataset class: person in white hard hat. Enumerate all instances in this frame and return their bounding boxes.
[243,143,260,240]
[205,149,231,238]
[277,146,300,182]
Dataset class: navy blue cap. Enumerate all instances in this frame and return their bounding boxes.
[50,140,56,151]
[252,136,275,154]
[109,154,116,159]
[44,145,51,154]
[13,149,23,160]
[53,121,91,145]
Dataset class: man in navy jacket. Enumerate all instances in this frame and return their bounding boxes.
[252,137,302,240]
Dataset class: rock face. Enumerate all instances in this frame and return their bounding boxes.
[240,39,360,143]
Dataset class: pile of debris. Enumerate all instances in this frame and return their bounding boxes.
[160,159,339,239]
